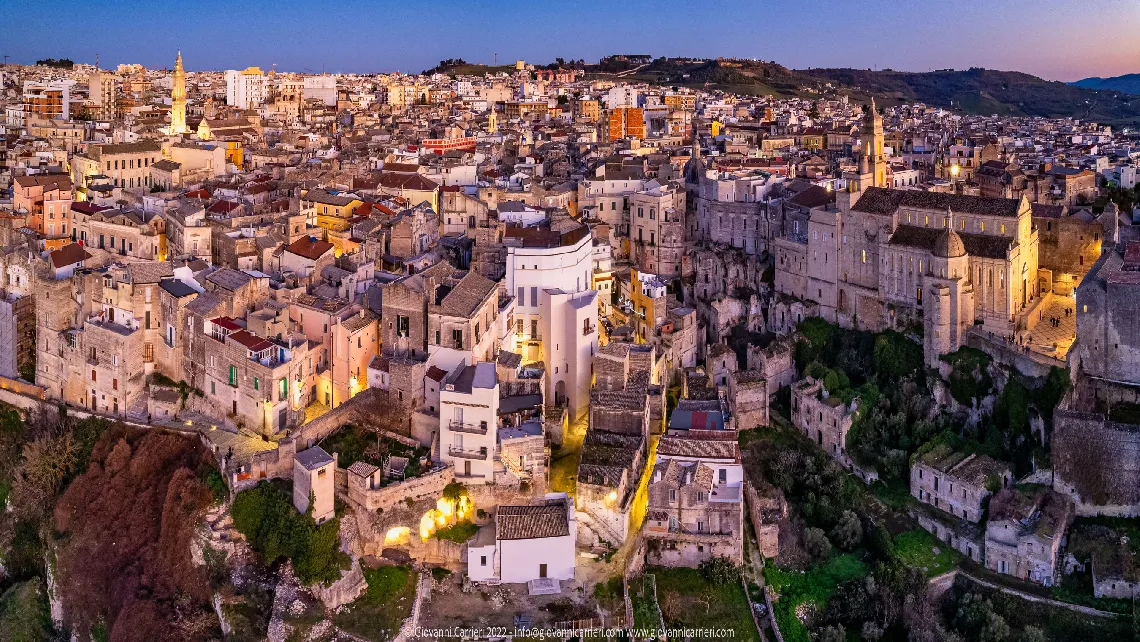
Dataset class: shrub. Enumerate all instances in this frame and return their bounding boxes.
[697,556,739,585]
[804,527,833,562]
[433,520,478,543]
[829,510,863,551]
[231,481,350,585]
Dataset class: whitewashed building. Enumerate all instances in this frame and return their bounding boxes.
[468,493,576,584]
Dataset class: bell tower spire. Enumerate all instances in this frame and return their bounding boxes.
[170,50,187,134]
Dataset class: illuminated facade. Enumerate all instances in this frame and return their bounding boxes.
[170,51,187,134]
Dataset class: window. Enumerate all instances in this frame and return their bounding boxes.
[145,311,151,329]
[517,286,524,306]
[395,315,410,337]
[435,330,441,345]
[253,377,259,391]
[516,319,523,335]
[452,329,464,350]
[669,489,677,502]
[861,249,867,264]
[530,287,538,307]
[143,343,153,363]
[229,365,238,387]
[113,378,118,391]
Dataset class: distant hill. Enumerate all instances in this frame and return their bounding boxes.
[586,58,1140,124]
[797,67,1140,123]
[1072,73,1140,96]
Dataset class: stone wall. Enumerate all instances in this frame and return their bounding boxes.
[744,481,783,559]
[1053,408,1140,516]
[346,464,455,513]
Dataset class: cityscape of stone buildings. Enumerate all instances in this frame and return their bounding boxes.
[2,49,1140,625]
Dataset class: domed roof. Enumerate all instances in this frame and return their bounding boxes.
[933,229,967,259]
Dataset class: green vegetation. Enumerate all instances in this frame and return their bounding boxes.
[951,574,1133,641]
[231,481,350,586]
[149,372,204,407]
[35,58,74,68]
[319,422,428,478]
[892,529,959,577]
[628,574,662,631]
[432,520,478,543]
[650,567,761,642]
[334,565,416,641]
[764,555,868,642]
[941,347,994,405]
[0,578,51,642]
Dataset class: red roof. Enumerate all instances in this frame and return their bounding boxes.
[228,329,273,352]
[210,317,243,331]
[49,243,91,269]
[286,236,334,261]
[184,188,211,199]
[207,200,241,214]
[71,201,112,215]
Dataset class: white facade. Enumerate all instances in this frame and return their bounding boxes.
[225,68,268,109]
[505,231,596,418]
[439,362,499,483]
[467,493,577,584]
[539,289,598,419]
[303,75,338,106]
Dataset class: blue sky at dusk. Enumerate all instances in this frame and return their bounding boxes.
[2,0,1138,81]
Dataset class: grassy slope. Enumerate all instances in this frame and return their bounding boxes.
[651,567,762,642]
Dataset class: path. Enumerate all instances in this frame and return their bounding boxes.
[549,412,587,496]
[933,569,1123,619]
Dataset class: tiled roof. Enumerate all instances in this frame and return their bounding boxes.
[285,236,333,261]
[657,434,739,461]
[347,461,379,478]
[341,310,377,333]
[432,271,496,318]
[49,243,90,268]
[126,261,174,285]
[853,187,1022,218]
[887,225,1012,260]
[496,504,569,540]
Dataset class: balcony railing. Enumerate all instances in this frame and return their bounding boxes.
[448,421,489,436]
[448,446,488,460]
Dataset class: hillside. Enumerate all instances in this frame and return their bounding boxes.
[585,58,1140,124]
[1072,73,1140,96]
[799,67,1140,122]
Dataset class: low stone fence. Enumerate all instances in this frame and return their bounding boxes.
[347,463,455,513]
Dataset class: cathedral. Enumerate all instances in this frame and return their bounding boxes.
[773,99,1043,367]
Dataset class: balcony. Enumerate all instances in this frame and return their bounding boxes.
[448,421,489,436]
[448,445,488,460]
[582,322,596,336]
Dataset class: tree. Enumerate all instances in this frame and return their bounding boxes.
[830,510,863,550]
[697,556,738,585]
[1018,626,1047,642]
[814,624,845,642]
[954,592,1009,642]
[804,527,833,562]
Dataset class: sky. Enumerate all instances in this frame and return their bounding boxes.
[2,0,1139,81]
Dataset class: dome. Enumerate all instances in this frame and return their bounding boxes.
[933,229,967,259]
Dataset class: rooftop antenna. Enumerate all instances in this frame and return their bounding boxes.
[95,52,99,70]
[494,52,497,65]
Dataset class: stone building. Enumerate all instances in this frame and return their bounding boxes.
[910,446,1011,522]
[985,487,1073,586]
[645,433,743,567]
[791,377,856,461]
[772,102,1044,370]
[294,446,336,524]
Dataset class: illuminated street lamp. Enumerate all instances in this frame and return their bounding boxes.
[949,164,961,179]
